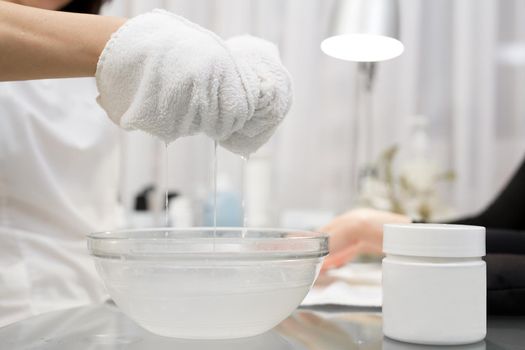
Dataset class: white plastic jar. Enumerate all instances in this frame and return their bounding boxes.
[382,224,486,345]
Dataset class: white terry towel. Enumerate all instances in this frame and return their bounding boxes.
[96,9,292,156]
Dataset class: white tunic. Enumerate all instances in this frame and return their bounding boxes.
[0,78,120,326]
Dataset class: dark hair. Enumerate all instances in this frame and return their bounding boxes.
[60,0,110,15]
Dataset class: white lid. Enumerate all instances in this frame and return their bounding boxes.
[383,224,485,258]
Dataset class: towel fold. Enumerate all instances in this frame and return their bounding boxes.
[96,9,292,156]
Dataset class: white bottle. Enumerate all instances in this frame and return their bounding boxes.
[382,224,486,345]
[169,196,194,227]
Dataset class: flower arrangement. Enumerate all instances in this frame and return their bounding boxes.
[357,145,455,222]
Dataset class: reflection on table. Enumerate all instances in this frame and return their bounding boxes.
[0,301,523,350]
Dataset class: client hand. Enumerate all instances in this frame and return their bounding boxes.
[321,208,411,271]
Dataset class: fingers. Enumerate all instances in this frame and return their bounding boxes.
[321,245,359,272]
[321,240,383,272]
[327,225,359,255]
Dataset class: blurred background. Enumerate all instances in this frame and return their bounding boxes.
[102,0,525,229]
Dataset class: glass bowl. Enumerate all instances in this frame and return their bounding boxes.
[87,227,328,339]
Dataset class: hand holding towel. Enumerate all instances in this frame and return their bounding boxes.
[96,9,292,156]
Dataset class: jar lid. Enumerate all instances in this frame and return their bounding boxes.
[383,224,485,258]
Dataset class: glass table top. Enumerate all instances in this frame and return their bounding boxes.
[0,302,523,350]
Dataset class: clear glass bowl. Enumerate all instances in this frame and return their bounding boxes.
[87,228,328,339]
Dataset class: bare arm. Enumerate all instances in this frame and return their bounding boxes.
[0,1,126,81]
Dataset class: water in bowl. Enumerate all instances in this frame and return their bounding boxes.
[94,255,321,339]
[115,283,310,339]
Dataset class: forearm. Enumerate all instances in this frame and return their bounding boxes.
[486,254,525,315]
[485,228,525,254]
[446,214,525,254]
[0,1,126,81]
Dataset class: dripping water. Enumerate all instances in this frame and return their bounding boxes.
[241,156,249,238]
[165,143,170,228]
[212,141,218,249]
[212,141,218,230]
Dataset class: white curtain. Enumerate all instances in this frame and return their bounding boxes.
[103,0,525,226]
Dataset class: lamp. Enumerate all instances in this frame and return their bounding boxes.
[321,0,404,210]
[321,0,404,62]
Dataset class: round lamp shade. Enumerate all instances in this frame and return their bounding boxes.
[322,0,404,62]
